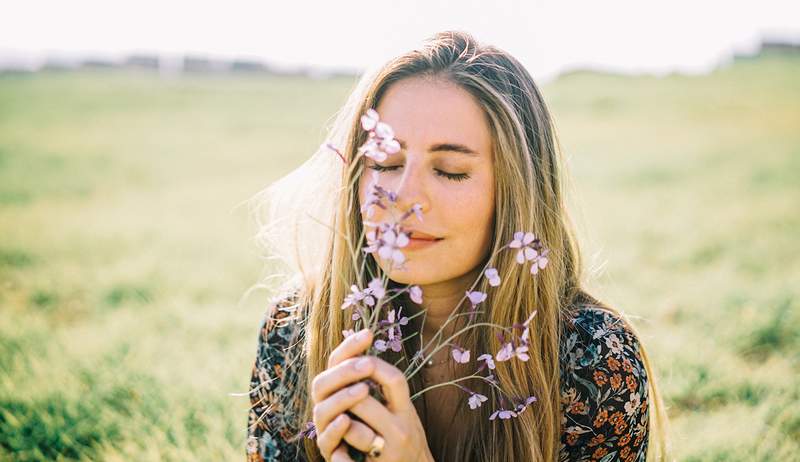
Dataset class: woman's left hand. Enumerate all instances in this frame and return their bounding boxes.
[330,339,434,461]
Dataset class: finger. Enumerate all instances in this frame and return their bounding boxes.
[317,414,351,460]
[342,419,377,452]
[331,444,354,462]
[358,356,412,412]
[312,355,375,403]
[347,395,397,438]
[314,382,370,434]
[328,328,373,368]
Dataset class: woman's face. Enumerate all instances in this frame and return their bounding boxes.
[357,76,495,286]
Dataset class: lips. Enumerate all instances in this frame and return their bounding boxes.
[406,229,443,241]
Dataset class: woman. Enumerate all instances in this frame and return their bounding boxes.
[246,30,671,461]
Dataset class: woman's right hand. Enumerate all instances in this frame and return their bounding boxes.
[311,328,377,461]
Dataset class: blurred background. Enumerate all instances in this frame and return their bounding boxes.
[1,1,798,461]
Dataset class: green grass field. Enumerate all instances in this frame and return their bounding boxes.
[1,53,798,461]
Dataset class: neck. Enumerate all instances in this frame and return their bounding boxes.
[406,265,482,346]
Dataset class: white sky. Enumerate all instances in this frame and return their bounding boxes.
[2,0,799,81]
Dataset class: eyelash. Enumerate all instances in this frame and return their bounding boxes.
[367,164,471,182]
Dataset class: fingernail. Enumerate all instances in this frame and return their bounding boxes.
[349,383,366,396]
[355,357,371,371]
[334,414,346,425]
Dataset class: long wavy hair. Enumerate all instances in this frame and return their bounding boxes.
[250,30,671,461]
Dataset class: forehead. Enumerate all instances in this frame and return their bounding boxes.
[375,77,492,156]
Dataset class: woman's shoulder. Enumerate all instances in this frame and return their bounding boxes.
[559,301,648,383]
[558,303,650,461]
[247,288,309,461]
[258,288,306,343]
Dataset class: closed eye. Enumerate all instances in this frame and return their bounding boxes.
[367,164,470,182]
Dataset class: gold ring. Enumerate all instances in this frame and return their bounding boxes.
[367,434,385,458]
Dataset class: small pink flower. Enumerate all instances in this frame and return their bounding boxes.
[411,203,424,222]
[451,346,471,364]
[514,396,538,414]
[359,137,388,162]
[520,310,537,343]
[367,277,386,301]
[386,307,409,327]
[358,109,401,161]
[496,342,514,362]
[477,353,496,370]
[342,284,366,309]
[409,285,423,304]
[377,228,409,265]
[515,344,530,362]
[361,108,380,131]
[468,393,488,410]
[342,329,355,338]
[364,222,409,266]
[489,408,518,420]
[529,248,550,275]
[374,339,388,352]
[509,231,537,265]
[484,268,501,287]
[466,290,487,305]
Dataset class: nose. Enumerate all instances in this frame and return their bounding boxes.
[392,158,430,219]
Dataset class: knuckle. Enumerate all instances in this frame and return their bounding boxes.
[326,352,338,369]
[387,372,406,388]
[395,428,410,445]
[311,374,324,398]
[312,404,323,423]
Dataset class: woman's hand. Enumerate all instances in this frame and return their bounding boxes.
[311,328,434,462]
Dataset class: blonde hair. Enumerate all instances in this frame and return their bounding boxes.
[250,30,671,461]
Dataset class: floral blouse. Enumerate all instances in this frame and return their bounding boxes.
[246,293,650,462]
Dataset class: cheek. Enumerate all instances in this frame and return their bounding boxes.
[440,178,494,232]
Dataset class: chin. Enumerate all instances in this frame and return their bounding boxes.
[381,260,455,286]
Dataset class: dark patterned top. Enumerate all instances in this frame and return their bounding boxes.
[247,294,650,462]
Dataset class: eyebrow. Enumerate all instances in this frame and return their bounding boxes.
[396,139,479,156]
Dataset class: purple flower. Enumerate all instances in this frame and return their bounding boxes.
[496,340,530,362]
[359,137,388,162]
[411,203,424,222]
[372,337,403,352]
[509,231,538,264]
[489,408,518,420]
[386,307,409,328]
[529,248,550,275]
[342,284,366,310]
[451,346,471,364]
[296,421,317,440]
[341,278,385,311]
[373,339,388,352]
[496,342,514,362]
[508,231,551,275]
[361,108,380,131]
[484,268,501,287]
[466,290,487,305]
[477,353,496,370]
[364,223,409,266]
[514,344,530,362]
[514,395,538,414]
[468,393,488,410]
[409,285,423,304]
[361,172,384,218]
[358,109,401,162]
[367,277,386,301]
[520,310,537,344]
